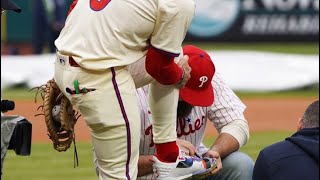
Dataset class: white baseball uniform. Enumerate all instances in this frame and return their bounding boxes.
[136,72,250,179]
[54,0,195,179]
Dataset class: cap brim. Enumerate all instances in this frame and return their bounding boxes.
[2,0,22,12]
[179,85,214,107]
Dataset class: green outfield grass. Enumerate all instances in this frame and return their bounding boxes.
[203,131,294,160]
[1,86,319,101]
[1,131,293,180]
[1,87,37,101]
[235,87,319,99]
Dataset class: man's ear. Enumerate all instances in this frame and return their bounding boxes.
[297,118,304,131]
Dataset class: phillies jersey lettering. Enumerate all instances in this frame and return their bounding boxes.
[137,72,246,180]
[176,115,206,138]
[144,115,207,148]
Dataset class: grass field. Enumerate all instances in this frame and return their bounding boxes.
[2,85,319,101]
[2,131,293,180]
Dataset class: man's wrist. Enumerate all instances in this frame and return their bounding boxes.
[209,147,221,156]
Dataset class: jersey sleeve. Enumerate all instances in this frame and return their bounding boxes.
[207,72,247,130]
[150,0,195,55]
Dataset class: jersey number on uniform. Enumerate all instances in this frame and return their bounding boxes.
[90,0,111,11]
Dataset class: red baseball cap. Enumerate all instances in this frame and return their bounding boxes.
[179,45,215,106]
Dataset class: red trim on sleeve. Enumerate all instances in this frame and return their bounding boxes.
[145,47,183,85]
[67,0,78,16]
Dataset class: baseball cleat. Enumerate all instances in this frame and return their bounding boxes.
[183,157,217,180]
[153,151,217,180]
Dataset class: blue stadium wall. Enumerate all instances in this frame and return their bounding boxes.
[3,0,319,43]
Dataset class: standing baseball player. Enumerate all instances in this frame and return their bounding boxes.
[135,45,254,179]
[54,0,195,179]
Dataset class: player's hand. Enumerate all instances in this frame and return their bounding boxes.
[203,150,222,175]
[176,139,197,156]
[176,55,191,89]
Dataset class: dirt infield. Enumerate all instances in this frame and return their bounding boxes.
[5,98,316,142]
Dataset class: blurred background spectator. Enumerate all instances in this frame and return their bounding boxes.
[32,0,66,54]
[0,0,71,55]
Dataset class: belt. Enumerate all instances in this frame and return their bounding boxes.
[69,56,80,67]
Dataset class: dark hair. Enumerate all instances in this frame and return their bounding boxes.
[302,100,319,128]
[177,101,193,119]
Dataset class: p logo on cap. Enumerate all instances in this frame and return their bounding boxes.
[199,76,208,88]
[179,45,215,107]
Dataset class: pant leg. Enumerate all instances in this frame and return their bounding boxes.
[128,52,183,144]
[148,82,178,144]
[55,53,140,180]
[206,151,254,180]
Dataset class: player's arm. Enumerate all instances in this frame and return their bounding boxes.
[146,0,195,86]
[203,119,249,175]
[207,132,241,159]
[206,72,250,158]
[207,116,249,159]
[137,155,153,177]
[145,47,184,85]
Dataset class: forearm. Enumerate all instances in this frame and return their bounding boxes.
[145,46,183,85]
[138,155,154,177]
[210,118,250,158]
[210,133,240,159]
[219,118,250,147]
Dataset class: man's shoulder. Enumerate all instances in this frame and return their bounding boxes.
[261,140,291,155]
[259,139,305,164]
[257,136,320,180]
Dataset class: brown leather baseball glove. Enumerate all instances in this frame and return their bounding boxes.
[33,79,80,152]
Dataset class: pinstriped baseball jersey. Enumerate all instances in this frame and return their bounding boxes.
[55,0,195,71]
[137,72,246,180]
